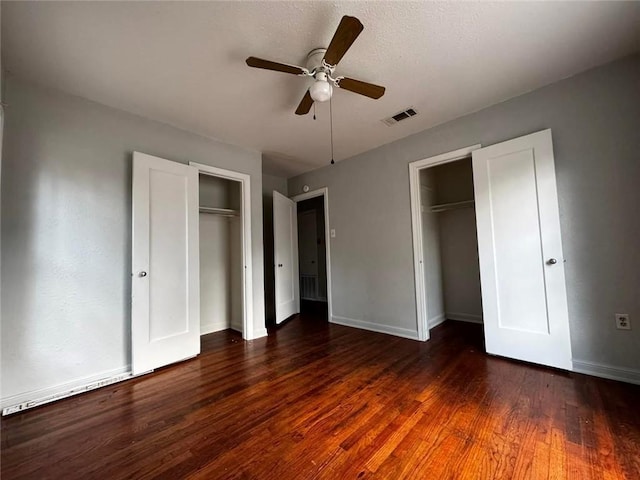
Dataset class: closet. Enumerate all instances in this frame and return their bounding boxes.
[199,173,243,335]
[419,157,483,329]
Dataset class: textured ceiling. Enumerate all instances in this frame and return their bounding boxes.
[3,1,639,177]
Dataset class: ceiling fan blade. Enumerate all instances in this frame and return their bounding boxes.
[323,16,364,66]
[295,90,314,115]
[337,77,386,99]
[246,56,306,75]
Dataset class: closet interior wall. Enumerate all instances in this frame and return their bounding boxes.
[420,158,483,329]
[199,174,243,334]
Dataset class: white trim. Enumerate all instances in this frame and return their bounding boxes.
[573,359,640,385]
[253,327,268,339]
[408,145,482,341]
[200,321,230,335]
[331,315,419,341]
[190,162,257,340]
[428,313,446,329]
[1,366,151,416]
[291,187,333,322]
[446,312,484,324]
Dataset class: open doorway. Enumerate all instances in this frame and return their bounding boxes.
[418,156,484,337]
[198,173,244,336]
[288,188,332,323]
[409,145,484,342]
[296,195,328,320]
[191,161,254,341]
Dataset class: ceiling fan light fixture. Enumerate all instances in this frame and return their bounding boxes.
[309,72,333,102]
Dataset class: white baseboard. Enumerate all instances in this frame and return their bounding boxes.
[428,313,446,329]
[331,315,419,341]
[446,312,483,324]
[572,359,640,385]
[1,365,151,416]
[249,328,268,340]
[201,321,230,335]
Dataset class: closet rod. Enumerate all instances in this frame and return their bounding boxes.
[199,207,240,217]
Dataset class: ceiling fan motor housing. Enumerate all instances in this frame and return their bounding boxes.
[306,48,328,73]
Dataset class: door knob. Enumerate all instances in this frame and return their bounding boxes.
[547,258,557,265]
[139,271,148,277]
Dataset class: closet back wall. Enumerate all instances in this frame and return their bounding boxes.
[432,160,482,322]
[199,176,243,334]
[0,78,265,405]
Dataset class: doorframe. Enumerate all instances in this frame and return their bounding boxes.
[408,145,481,341]
[190,162,254,340]
[291,187,333,322]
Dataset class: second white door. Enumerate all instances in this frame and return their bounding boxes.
[273,191,299,324]
[131,152,200,375]
[473,129,572,370]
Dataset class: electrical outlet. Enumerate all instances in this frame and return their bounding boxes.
[615,313,631,330]
[330,229,336,238]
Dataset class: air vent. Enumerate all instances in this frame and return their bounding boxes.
[382,107,418,126]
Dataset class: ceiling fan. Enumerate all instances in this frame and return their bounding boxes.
[246,15,386,115]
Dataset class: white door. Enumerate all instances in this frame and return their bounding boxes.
[473,129,572,370]
[273,191,299,324]
[131,152,200,374]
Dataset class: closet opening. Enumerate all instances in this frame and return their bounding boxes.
[412,150,484,342]
[198,172,244,338]
[295,195,328,321]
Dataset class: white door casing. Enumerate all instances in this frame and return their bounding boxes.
[131,152,200,375]
[273,191,299,324]
[473,129,572,370]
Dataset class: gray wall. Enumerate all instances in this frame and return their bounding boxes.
[289,55,640,371]
[1,78,265,403]
[262,173,287,325]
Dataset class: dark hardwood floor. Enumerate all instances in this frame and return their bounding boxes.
[2,315,639,479]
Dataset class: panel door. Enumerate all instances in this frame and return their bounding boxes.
[131,152,200,374]
[273,191,299,324]
[473,129,572,370]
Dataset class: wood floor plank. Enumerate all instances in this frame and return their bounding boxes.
[2,316,639,480]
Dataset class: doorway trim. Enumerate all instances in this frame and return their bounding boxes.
[408,145,481,341]
[291,187,333,322]
[190,162,255,340]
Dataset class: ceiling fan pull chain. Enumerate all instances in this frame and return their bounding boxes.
[313,103,316,120]
[330,96,335,165]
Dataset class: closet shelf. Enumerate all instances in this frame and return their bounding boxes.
[430,199,475,213]
[199,207,240,217]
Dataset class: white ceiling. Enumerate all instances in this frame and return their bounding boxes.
[3,1,639,177]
